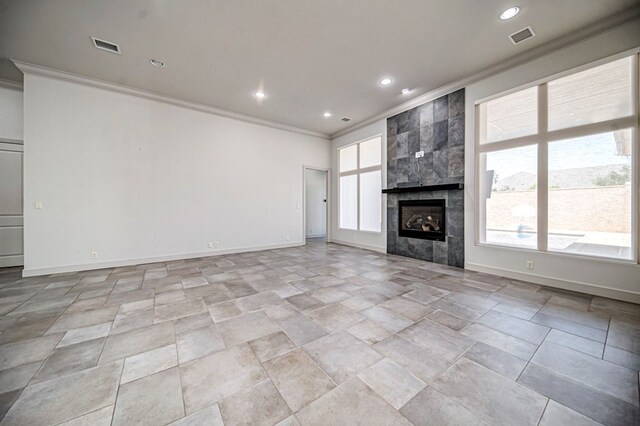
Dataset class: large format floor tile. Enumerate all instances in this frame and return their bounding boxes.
[0,241,637,424]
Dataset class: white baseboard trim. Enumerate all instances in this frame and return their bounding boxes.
[22,242,305,277]
[465,262,640,304]
[305,234,326,239]
[329,239,386,254]
[0,255,23,268]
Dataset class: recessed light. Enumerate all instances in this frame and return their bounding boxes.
[149,59,164,67]
[380,78,393,86]
[323,112,332,118]
[500,6,520,20]
[401,88,412,95]
[254,91,266,99]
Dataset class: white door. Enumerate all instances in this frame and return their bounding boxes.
[305,169,328,238]
[0,141,23,267]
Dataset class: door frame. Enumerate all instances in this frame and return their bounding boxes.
[302,166,330,244]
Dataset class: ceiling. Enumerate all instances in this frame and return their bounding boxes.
[0,0,638,136]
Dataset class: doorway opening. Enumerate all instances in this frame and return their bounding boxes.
[304,167,329,244]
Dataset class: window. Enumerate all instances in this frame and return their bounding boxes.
[477,55,638,261]
[339,136,382,232]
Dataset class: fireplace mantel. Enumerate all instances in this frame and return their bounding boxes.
[382,183,463,194]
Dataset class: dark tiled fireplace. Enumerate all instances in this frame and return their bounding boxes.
[398,199,446,241]
[385,89,465,267]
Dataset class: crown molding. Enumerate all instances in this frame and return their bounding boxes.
[0,78,23,91]
[330,8,640,139]
[12,61,330,140]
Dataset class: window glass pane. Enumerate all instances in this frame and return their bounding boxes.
[484,87,538,143]
[359,170,381,232]
[359,137,382,168]
[548,129,632,259]
[480,145,537,248]
[339,145,357,172]
[548,57,633,131]
[339,175,358,229]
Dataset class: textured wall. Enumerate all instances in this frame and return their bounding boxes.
[386,89,465,267]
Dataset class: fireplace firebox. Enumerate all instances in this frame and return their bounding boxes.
[398,199,446,241]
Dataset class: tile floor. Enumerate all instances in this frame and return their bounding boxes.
[0,241,638,425]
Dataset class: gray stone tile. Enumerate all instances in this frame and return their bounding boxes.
[477,309,550,344]
[32,337,104,383]
[110,307,154,334]
[361,306,412,333]
[358,358,425,409]
[278,313,327,346]
[58,405,114,426]
[219,379,290,426]
[9,294,77,316]
[493,300,542,320]
[539,303,609,331]
[285,294,324,311]
[303,331,382,384]
[426,309,469,331]
[113,367,184,425]
[2,360,123,426]
[307,303,363,334]
[264,349,335,411]
[248,331,297,363]
[346,319,392,345]
[532,312,607,342]
[461,323,537,360]
[518,363,640,426]
[603,345,640,371]
[373,335,450,382]
[0,361,41,392]
[400,386,487,426]
[180,344,267,414]
[121,344,178,384]
[400,319,475,362]
[531,341,638,405]
[545,329,604,358]
[176,324,225,363]
[0,333,62,370]
[431,357,548,426]
[296,377,412,426]
[99,322,175,363]
[216,311,280,347]
[539,400,604,426]
[58,322,111,347]
[236,291,283,312]
[378,297,434,321]
[463,341,527,380]
[47,306,118,333]
[154,298,207,323]
[168,404,224,426]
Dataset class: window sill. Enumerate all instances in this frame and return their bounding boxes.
[474,242,638,265]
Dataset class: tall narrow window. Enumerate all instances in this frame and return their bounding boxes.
[339,136,382,232]
[477,55,638,261]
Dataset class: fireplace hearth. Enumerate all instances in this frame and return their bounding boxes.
[398,199,446,241]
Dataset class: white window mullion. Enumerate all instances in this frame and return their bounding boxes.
[537,83,549,252]
[356,142,361,231]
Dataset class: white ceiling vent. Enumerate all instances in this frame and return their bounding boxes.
[91,37,121,54]
[340,117,352,122]
[509,26,535,45]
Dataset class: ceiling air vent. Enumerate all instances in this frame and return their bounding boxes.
[340,117,352,122]
[91,37,121,54]
[509,26,535,45]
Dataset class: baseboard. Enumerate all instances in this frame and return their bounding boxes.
[22,241,305,277]
[305,234,326,239]
[0,255,23,268]
[465,262,640,304]
[329,239,387,254]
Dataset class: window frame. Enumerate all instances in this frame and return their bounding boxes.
[338,134,383,233]
[474,51,640,263]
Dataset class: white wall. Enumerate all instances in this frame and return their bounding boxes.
[0,86,23,141]
[22,73,329,276]
[330,120,387,252]
[305,169,327,237]
[465,20,640,302]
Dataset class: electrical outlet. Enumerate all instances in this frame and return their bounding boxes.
[526,260,534,270]
[286,234,290,241]
[208,242,214,248]
[214,242,219,247]
[34,201,43,209]
[415,151,424,158]
[91,251,98,259]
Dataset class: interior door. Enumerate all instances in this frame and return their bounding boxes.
[0,141,23,267]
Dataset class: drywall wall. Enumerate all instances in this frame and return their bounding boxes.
[22,73,329,275]
[330,120,387,252]
[0,86,23,141]
[465,19,640,302]
[305,169,327,238]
